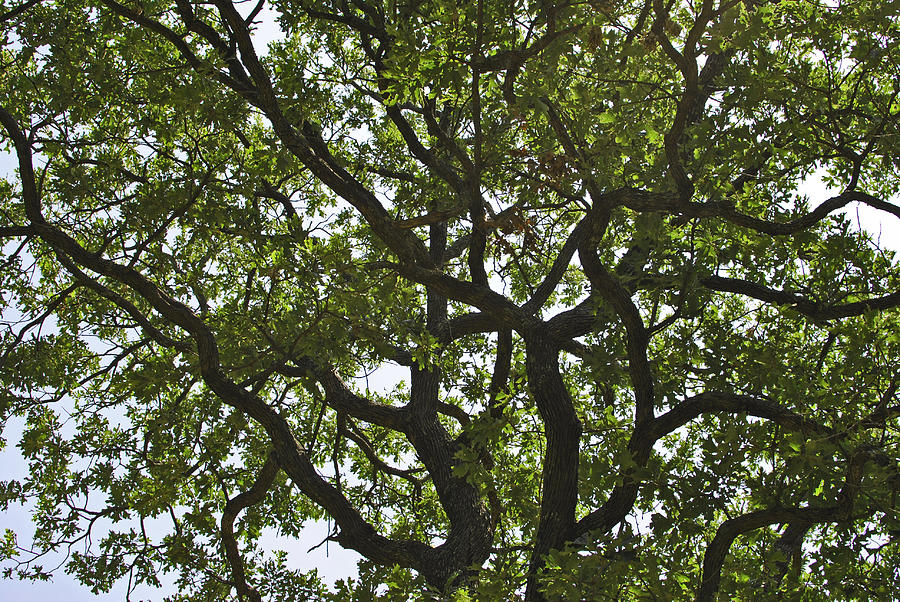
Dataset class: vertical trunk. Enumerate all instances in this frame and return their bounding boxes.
[524,333,582,601]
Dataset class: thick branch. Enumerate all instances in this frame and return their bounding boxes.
[703,274,900,320]
[696,454,866,602]
[619,187,900,236]
[0,225,33,237]
[340,420,423,485]
[99,0,255,94]
[572,391,833,540]
[522,218,588,315]
[578,241,654,425]
[278,361,406,430]
[221,451,279,602]
[651,391,832,441]
[524,333,581,602]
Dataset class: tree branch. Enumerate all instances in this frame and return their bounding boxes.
[220,451,279,602]
[523,332,581,602]
[703,274,900,320]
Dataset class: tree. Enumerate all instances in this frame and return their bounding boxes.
[1,0,899,599]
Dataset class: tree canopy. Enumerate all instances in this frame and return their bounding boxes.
[1,0,900,599]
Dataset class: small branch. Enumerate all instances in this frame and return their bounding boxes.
[340,418,424,484]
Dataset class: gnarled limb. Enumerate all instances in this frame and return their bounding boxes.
[523,331,582,602]
[578,237,655,426]
[702,274,900,320]
[220,451,279,602]
[696,445,868,602]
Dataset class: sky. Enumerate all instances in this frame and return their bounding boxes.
[1,5,899,601]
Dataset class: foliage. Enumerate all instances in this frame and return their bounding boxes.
[1,0,900,600]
